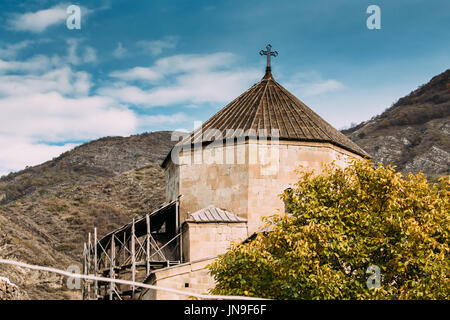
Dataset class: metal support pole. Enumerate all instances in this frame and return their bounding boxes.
[82,242,87,300]
[123,232,126,264]
[177,199,182,263]
[94,227,98,300]
[146,214,150,276]
[87,232,91,300]
[109,234,115,300]
[131,219,136,299]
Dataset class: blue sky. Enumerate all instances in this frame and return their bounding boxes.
[0,0,449,175]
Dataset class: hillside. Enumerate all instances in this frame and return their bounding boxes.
[342,69,450,180]
[0,131,176,299]
[0,131,175,205]
[1,70,449,300]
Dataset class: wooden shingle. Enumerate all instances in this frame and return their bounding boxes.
[173,70,369,159]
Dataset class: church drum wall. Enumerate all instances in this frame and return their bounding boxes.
[165,140,361,236]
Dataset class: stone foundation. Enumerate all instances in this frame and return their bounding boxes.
[140,257,216,300]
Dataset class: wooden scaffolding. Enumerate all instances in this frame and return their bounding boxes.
[82,198,182,300]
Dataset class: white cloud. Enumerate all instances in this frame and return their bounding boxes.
[110,67,162,82]
[0,48,137,175]
[185,104,201,109]
[102,69,259,107]
[139,112,189,126]
[0,92,136,142]
[0,55,62,73]
[7,4,94,34]
[66,39,97,65]
[284,72,345,97]
[154,53,236,74]
[110,52,237,82]
[113,37,177,59]
[83,46,97,63]
[0,39,97,75]
[103,52,259,107]
[303,89,402,130]
[137,37,178,56]
[0,45,260,175]
[0,66,92,97]
[8,4,68,33]
[112,42,128,59]
[0,137,76,176]
[0,40,33,59]
[301,79,344,96]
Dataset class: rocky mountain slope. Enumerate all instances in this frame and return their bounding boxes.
[342,69,450,180]
[0,131,176,299]
[0,131,175,205]
[0,70,448,300]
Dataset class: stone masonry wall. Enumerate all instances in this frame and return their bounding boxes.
[140,258,216,300]
[246,140,359,234]
[182,222,248,262]
[165,140,362,236]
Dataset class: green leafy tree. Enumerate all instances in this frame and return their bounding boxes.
[209,160,449,299]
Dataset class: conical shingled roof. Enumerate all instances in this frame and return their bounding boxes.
[173,69,369,159]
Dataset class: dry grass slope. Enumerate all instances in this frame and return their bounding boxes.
[1,68,448,299]
[342,69,450,180]
[0,131,176,299]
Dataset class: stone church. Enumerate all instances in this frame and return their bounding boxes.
[82,45,368,300]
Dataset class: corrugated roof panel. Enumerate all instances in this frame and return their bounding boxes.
[218,209,230,222]
[188,206,246,223]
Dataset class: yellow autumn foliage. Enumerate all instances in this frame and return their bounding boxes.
[209,160,449,299]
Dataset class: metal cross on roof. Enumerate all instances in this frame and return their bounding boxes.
[259,44,278,70]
